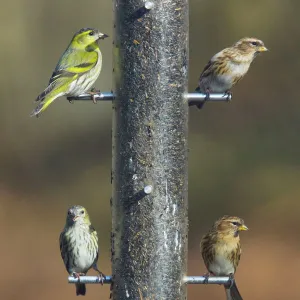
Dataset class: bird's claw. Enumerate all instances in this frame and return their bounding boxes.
[203,272,210,284]
[204,90,211,102]
[72,272,85,282]
[225,273,235,289]
[97,272,106,285]
[224,91,232,102]
[88,88,101,104]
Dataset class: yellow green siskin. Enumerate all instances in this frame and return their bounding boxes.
[31,28,108,117]
[59,205,105,296]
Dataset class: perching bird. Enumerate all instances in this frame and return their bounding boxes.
[31,28,108,117]
[200,215,248,300]
[59,205,105,296]
[192,37,268,109]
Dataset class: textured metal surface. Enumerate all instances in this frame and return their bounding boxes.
[111,0,189,299]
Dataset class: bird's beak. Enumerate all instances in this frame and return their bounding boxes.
[73,216,79,222]
[239,224,249,231]
[258,46,268,52]
[98,33,109,40]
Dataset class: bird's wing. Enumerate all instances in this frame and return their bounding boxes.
[89,225,99,248]
[199,59,214,81]
[59,231,71,272]
[52,48,98,80]
[230,242,241,272]
[35,71,75,102]
[49,61,96,86]
[35,49,98,102]
[200,233,216,270]
[199,50,230,81]
[89,225,99,265]
[59,231,66,257]
[89,224,96,234]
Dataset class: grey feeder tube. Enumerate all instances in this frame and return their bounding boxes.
[111,0,189,299]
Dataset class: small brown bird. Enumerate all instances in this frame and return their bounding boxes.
[59,205,105,296]
[200,215,248,300]
[193,37,268,109]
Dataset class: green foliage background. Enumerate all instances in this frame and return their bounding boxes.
[1,0,299,299]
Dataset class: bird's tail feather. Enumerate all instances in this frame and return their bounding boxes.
[76,283,86,296]
[31,79,65,116]
[224,281,243,300]
[30,93,62,117]
[35,84,53,102]
[196,103,205,109]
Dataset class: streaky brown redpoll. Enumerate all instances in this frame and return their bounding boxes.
[192,37,268,109]
[59,205,105,296]
[200,215,248,300]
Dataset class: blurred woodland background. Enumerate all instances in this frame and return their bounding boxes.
[1,0,300,299]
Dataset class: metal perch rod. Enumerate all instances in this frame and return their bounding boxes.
[68,275,231,285]
[67,92,232,103]
[67,92,114,101]
[68,276,112,284]
[183,276,231,285]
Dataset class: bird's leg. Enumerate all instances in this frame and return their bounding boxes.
[224,90,232,102]
[225,273,235,289]
[204,88,211,102]
[203,272,211,284]
[72,272,85,282]
[88,87,100,104]
[93,265,106,285]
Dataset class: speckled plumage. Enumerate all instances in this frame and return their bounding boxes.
[194,37,268,109]
[60,205,104,296]
[200,215,248,300]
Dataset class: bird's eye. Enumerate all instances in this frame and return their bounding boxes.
[231,222,239,226]
[80,210,85,214]
[251,41,258,46]
[68,211,72,215]
[89,31,95,36]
